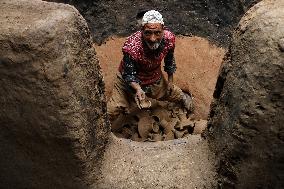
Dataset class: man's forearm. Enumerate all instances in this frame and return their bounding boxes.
[130,82,142,92]
[168,73,173,83]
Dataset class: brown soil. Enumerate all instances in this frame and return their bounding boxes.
[95,133,217,189]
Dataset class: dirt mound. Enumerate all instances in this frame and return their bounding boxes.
[206,0,284,188]
[47,0,261,46]
[0,0,108,188]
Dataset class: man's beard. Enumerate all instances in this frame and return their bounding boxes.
[145,41,161,50]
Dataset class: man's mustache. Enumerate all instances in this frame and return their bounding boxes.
[146,41,161,50]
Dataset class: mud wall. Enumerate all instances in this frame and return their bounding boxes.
[206,0,284,188]
[0,0,109,188]
[46,0,260,45]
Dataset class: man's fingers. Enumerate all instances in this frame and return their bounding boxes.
[140,92,146,100]
[135,96,142,109]
[137,89,145,100]
[135,88,145,109]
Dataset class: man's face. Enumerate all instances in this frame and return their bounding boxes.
[142,23,164,50]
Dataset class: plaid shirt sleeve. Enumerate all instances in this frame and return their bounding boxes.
[121,53,141,84]
[164,49,176,74]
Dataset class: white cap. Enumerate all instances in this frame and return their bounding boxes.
[142,10,164,26]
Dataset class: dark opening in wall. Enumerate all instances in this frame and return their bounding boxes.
[45,0,261,46]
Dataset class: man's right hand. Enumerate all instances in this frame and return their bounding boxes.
[130,82,145,109]
[134,88,146,109]
[136,88,146,101]
[167,81,174,95]
[130,82,145,101]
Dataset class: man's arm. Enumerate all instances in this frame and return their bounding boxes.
[121,53,145,100]
[164,49,176,84]
[168,73,173,83]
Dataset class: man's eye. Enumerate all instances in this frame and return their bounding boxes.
[144,31,152,35]
[154,31,161,35]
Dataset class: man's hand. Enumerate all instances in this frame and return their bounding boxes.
[168,74,173,83]
[167,81,174,95]
[130,82,145,101]
[136,88,145,101]
[130,82,146,109]
[134,88,146,109]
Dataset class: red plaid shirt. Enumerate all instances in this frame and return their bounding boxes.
[119,30,176,86]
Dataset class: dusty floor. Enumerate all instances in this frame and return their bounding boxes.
[95,133,217,189]
[94,36,224,188]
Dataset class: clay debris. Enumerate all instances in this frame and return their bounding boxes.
[112,100,207,142]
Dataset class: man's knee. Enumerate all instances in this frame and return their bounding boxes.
[159,83,183,102]
[107,98,131,123]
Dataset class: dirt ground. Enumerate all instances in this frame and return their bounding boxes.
[95,133,217,189]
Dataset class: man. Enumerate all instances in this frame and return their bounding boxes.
[107,10,193,123]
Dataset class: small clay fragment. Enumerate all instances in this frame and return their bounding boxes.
[135,96,152,109]
[131,133,143,142]
[174,130,186,138]
[160,118,177,134]
[193,119,207,134]
[138,116,154,140]
[152,122,160,133]
[111,114,128,132]
[148,133,163,141]
[163,131,175,140]
[121,127,134,139]
[140,99,152,109]
[151,108,171,122]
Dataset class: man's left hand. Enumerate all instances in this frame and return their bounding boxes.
[167,81,174,95]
